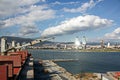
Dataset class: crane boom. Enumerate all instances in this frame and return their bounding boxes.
[4,37,55,53]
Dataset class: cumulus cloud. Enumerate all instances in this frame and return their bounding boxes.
[105,27,120,39]
[0,21,5,28]
[3,5,55,27]
[0,0,55,29]
[18,24,40,36]
[63,0,103,13]
[0,0,55,37]
[0,5,55,28]
[41,15,113,37]
[51,1,80,5]
[0,0,40,18]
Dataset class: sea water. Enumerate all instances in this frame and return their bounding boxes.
[29,49,120,74]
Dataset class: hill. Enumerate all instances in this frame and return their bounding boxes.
[0,36,33,44]
[0,36,119,46]
[0,36,55,46]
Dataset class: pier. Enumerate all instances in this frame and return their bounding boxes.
[51,59,79,62]
[34,60,78,80]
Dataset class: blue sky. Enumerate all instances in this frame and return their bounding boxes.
[0,0,120,42]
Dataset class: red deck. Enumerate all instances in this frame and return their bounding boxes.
[0,65,8,80]
[0,55,22,67]
[0,50,29,80]
[0,61,13,77]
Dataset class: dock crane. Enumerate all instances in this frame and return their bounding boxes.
[1,37,55,54]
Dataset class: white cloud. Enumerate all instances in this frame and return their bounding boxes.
[18,24,40,36]
[51,1,80,5]
[7,23,40,37]
[41,15,113,37]
[0,0,55,28]
[0,4,55,28]
[0,0,41,19]
[19,0,40,6]
[0,21,5,28]
[51,1,61,5]
[63,0,103,13]
[0,0,55,38]
[105,27,120,39]
[3,6,55,27]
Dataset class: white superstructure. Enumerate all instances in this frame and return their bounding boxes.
[74,37,81,49]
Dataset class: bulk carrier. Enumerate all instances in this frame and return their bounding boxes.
[0,37,78,80]
[0,37,52,80]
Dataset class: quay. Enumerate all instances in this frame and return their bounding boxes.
[34,60,78,80]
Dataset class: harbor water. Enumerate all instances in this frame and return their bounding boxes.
[29,49,120,74]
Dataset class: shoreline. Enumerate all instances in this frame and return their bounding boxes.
[28,48,120,52]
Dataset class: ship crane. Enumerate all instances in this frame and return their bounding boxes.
[3,37,55,53]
